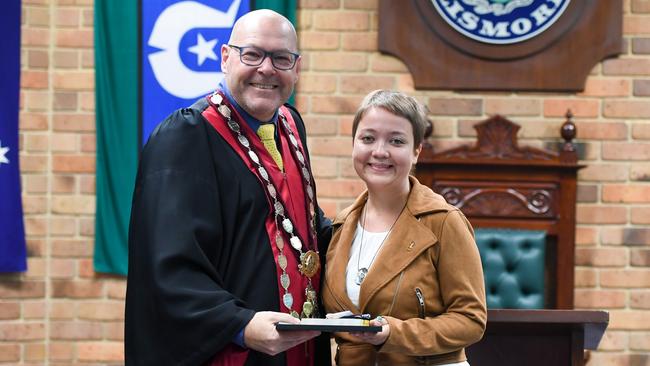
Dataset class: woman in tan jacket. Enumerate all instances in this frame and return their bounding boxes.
[322,90,487,365]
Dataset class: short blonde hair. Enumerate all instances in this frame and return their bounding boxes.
[352,90,430,147]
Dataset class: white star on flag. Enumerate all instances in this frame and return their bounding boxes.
[0,140,10,165]
[188,33,218,66]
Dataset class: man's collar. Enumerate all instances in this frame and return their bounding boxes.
[218,79,279,131]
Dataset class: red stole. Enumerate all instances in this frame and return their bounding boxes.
[202,99,319,366]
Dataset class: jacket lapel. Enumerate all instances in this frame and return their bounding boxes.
[324,196,366,314]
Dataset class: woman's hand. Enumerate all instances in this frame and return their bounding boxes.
[349,316,390,346]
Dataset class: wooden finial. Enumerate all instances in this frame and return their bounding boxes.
[561,109,576,152]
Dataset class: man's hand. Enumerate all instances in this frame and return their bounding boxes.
[243,311,321,356]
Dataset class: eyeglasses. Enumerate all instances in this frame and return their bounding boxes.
[228,44,300,71]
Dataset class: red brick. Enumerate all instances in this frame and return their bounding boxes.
[601,269,650,287]
[370,54,408,73]
[49,342,74,361]
[428,98,482,116]
[78,259,95,278]
[342,32,377,51]
[574,289,626,308]
[579,164,628,181]
[579,78,631,97]
[0,323,45,341]
[635,79,650,96]
[624,15,650,35]
[576,205,627,224]
[310,136,354,156]
[0,282,45,299]
[22,28,50,47]
[300,0,340,9]
[25,342,46,362]
[543,99,599,118]
[344,0,377,9]
[50,259,76,278]
[21,71,49,89]
[51,196,95,214]
[50,217,76,236]
[20,155,48,172]
[28,49,49,69]
[23,196,47,214]
[77,342,124,362]
[603,142,650,160]
[316,178,365,198]
[53,113,95,132]
[575,247,627,267]
[56,29,93,48]
[575,268,597,287]
[609,310,650,330]
[53,92,78,111]
[104,322,124,341]
[632,124,650,140]
[80,175,96,194]
[603,58,650,76]
[603,185,650,203]
[632,207,650,224]
[52,155,95,173]
[78,218,95,236]
[631,291,650,310]
[53,50,79,69]
[630,332,650,351]
[631,249,650,267]
[53,72,95,90]
[311,156,338,178]
[51,239,93,258]
[632,38,650,54]
[575,227,598,245]
[296,74,337,93]
[340,75,394,94]
[597,330,628,351]
[25,134,49,152]
[574,121,628,140]
[311,95,363,114]
[50,321,103,340]
[303,115,339,136]
[484,98,540,116]
[311,52,367,71]
[49,302,75,320]
[604,100,650,118]
[55,8,80,27]
[24,217,48,237]
[20,113,48,130]
[0,344,20,362]
[632,0,650,13]
[299,32,339,50]
[51,280,103,298]
[78,302,124,320]
[313,11,369,31]
[0,303,20,320]
[106,281,127,300]
[22,301,46,319]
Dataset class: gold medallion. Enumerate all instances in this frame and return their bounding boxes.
[290,310,300,318]
[299,250,320,278]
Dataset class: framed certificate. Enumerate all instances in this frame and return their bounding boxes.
[276,318,382,333]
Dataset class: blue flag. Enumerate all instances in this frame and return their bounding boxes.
[141,0,250,144]
[0,0,27,272]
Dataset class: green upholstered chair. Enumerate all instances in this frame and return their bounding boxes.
[475,228,546,309]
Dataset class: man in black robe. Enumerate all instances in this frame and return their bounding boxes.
[125,9,331,366]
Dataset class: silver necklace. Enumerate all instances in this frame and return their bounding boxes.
[355,203,403,285]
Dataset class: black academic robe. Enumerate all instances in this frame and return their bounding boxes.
[124,97,332,366]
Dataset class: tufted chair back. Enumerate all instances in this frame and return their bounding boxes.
[475,228,546,309]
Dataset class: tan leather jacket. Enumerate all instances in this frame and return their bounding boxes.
[322,177,487,366]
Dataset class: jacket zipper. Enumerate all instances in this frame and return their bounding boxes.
[415,287,425,319]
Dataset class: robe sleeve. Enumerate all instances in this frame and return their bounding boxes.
[125,107,255,366]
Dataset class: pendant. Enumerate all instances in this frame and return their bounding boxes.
[302,300,314,318]
[355,268,368,285]
[280,273,290,290]
[275,233,284,250]
[290,236,302,251]
[277,254,287,271]
[299,250,320,278]
[283,293,294,309]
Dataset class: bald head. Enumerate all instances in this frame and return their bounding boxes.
[228,9,298,52]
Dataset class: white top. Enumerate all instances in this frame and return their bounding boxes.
[346,223,390,307]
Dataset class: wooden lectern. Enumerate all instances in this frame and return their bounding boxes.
[467,310,609,366]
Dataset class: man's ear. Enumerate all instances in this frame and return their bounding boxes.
[221,44,230,73]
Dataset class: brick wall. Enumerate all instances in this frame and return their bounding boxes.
[1,0,648,364]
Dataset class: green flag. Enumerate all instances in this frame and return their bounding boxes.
[94,0,297,275]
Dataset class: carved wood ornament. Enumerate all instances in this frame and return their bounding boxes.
[378,0,623,91]
[416,113,584,309]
